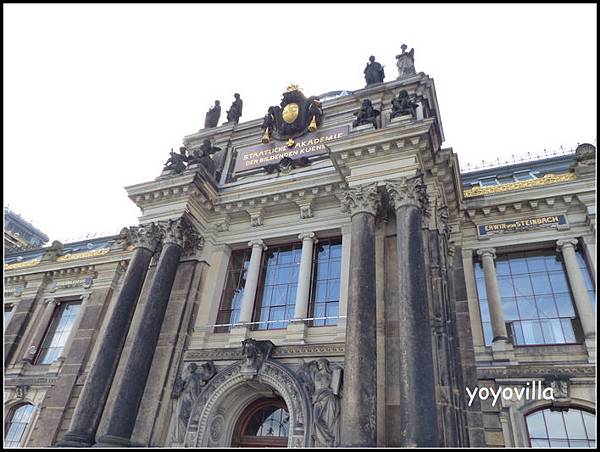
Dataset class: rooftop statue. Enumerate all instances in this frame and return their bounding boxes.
[352,99,380,129]
[226,93,243,124]
[163,147,188,174]
[391,90,418,119]
[188,138,220,178]
[364,55,385,86]
[204,100,221,128]
[395,44,416,80]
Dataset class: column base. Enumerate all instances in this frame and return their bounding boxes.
[285,320,308,343]
[491,339,515,362]
[55,432,94,447]
[228,325,250,346]
[94,434,131,447]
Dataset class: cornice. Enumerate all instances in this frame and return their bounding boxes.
[183,343,345,362]
[477,365,595,380]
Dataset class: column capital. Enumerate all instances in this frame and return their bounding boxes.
[385,175,428,211]
[248,239,267,250]
[298,232,318,243]
[341,184,381,217]
[160,217,204,254]
[477,247,496,260]
[129,223,161,252]
[557,238,579,252]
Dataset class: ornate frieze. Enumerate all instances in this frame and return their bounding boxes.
[183,343,345,362]
[385,174,428,211]
[477,365,595,379]
[463,172,577,198]
[340,184,381,217]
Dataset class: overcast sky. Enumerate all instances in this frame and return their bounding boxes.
[4,3,597,243]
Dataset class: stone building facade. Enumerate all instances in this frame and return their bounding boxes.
[4,57,596,448]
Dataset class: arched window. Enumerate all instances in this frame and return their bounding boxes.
[526,407,595,448]
[232,398,289,447]
[4,403,35,448]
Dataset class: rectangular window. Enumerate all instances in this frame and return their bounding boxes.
[214,249,252,333]
[35,302,81,364]
[254,243,302,330]
[513,171,537,182]
[479,177,499,187]
[309,239,342,326]
[475,250,582,346]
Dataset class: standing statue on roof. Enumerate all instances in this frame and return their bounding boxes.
[364,56,385,86]
[204,100,221,128]
[395,44,416,79]
[226,93,243,124]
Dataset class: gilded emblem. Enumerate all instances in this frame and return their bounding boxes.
[282,103,299,124]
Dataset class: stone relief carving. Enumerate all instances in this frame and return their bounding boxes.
[41,240,64,262]
[241,339,274,375]
[340,183,381,217]
[171,361,217,444]
[15,384,30,400]
[544,376,570,409]
[297,359,342,447]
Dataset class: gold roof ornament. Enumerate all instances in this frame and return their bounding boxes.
[286,83,302,93]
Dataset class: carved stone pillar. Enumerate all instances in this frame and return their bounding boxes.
[58,224,160,447]
[476,248,510,343]
[386,177,439,447]
[238,239,267,325]
[293,232,317,321]
[96,219,200,447]
[21,298,57,363]
[557,239,595,338]
[339,184,380,447]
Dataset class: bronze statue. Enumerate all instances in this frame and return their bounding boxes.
[187,138,220,178]
[391,90,418,119]
[226,93,243,124]
[395,44,416,80]
[364,56,385,86]
[163,147,188,174]
[204,100,221,128]
[352,99,380,129]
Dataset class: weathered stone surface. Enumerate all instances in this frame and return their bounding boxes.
[394,204,439,447]
[58,247,154,447]
[97,242,183,446]
[4,297,36,364]
[340,211,377,447]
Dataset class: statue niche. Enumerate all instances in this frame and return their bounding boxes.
[171,361,217,444]
[297,359,342,447]
[390,90,418,120]
[352,99,380,129]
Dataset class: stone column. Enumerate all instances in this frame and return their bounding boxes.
[339,184,380,447]
[57,224,160,447]
[96,219,197,447]
[557,239,595,338]
[293,232,317,321]
[238,240,267,325]
[476,248,509,343]
[21,298,57,363]
[386,177,439,447]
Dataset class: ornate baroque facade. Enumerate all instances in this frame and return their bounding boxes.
[4,57,596,448]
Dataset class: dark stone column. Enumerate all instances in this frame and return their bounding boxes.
[57,225,160,447]
[386,176,439,447]
[4,297,37,365]
[96,218,198,447]
[340,184,380,447]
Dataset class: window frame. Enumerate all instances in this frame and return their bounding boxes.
[4,403,35,448]
[524,405,596,448]
[34,298,82,365]
[232,398,289,447]
[308,237,342,327]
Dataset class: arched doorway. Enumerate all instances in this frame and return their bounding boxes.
[232,397,289,448]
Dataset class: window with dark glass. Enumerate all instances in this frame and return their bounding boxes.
[254,244,302,330]
[232,398,289,447]
[310,239,342,326]
[479,177,499,187]
[214,249,252,332]
[513,171,537,182]
[526,408,595,448]
[35,302,81,365]
[475,250,584,346]
[4,403,34,448]
[4,305,14,331]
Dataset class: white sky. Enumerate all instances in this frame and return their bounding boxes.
[4,4,597,243]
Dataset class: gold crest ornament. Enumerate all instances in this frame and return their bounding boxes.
[282,103,300,124]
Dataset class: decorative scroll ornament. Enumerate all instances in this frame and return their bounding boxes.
[171,361,217,444]
[129,223,161,252]
[340,184,381,217]
[385,173,429,211]
[297,359,342,447]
